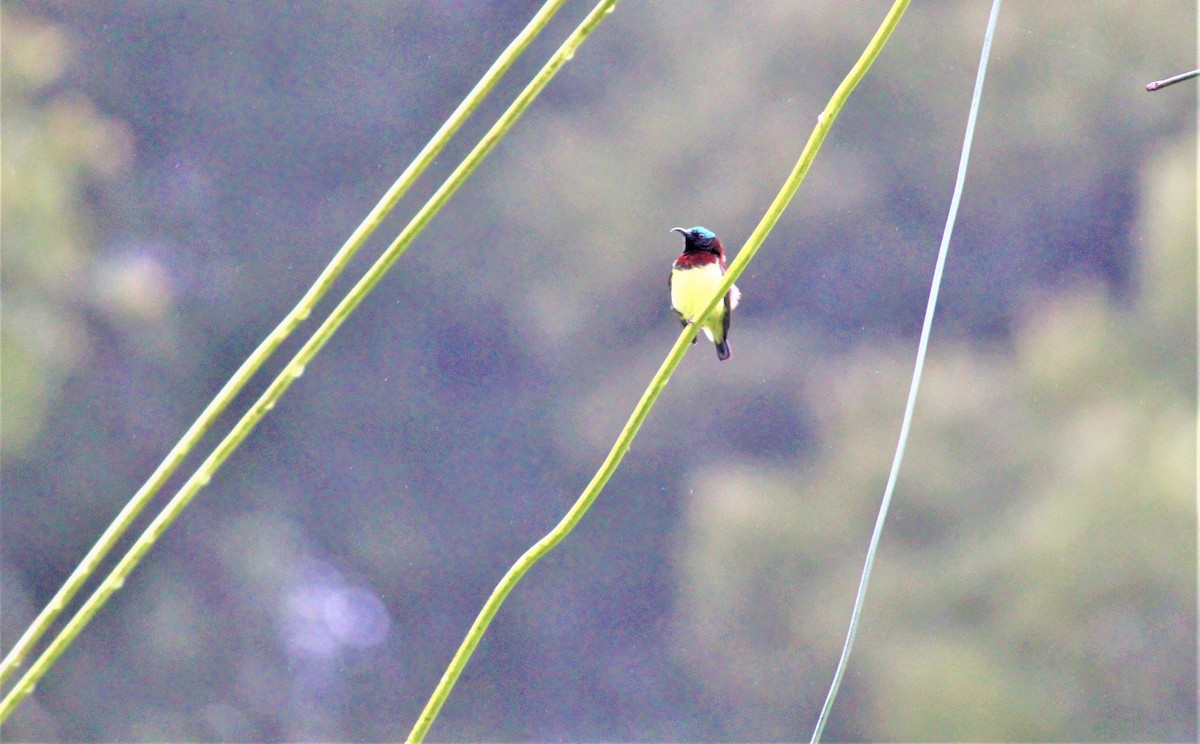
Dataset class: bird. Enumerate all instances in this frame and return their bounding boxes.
[669,225,740,361]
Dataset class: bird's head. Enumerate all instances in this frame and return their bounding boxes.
[671,226,722,256]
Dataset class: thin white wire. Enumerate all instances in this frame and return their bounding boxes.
[809,1,1004,741]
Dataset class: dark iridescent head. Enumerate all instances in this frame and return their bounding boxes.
[671,225,721,254]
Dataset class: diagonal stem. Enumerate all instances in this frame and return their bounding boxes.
[0,0,569,692]
[406,1,912,740]
[0,0,605,723]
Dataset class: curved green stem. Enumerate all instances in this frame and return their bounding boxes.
[406,2,910,741]
[0,0,567,693]
[0,0,597,723]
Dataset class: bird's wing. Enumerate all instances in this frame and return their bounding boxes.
[722,289,732,340]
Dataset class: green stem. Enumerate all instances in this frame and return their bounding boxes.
[0,0,605,723]
[0,0,567,693]
[405,1,910,741]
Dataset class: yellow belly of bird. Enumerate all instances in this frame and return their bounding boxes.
[671,263,727,343]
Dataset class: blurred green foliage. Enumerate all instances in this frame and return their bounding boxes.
[671,137,1196,741]
[0,8,136,458]
[1,1,1194,741]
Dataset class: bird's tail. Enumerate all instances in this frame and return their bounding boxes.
[715,340,731,361]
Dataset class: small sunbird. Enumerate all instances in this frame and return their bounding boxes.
[669,226,741,361]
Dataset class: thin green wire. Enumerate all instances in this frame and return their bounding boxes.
[0,0,610,723]
[0,0,567,692]
[809,1,1002,741]
[406,1,910,740]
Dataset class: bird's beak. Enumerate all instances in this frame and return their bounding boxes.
[670,227,688,237]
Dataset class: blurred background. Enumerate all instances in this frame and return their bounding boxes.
[1,1,1195,741]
